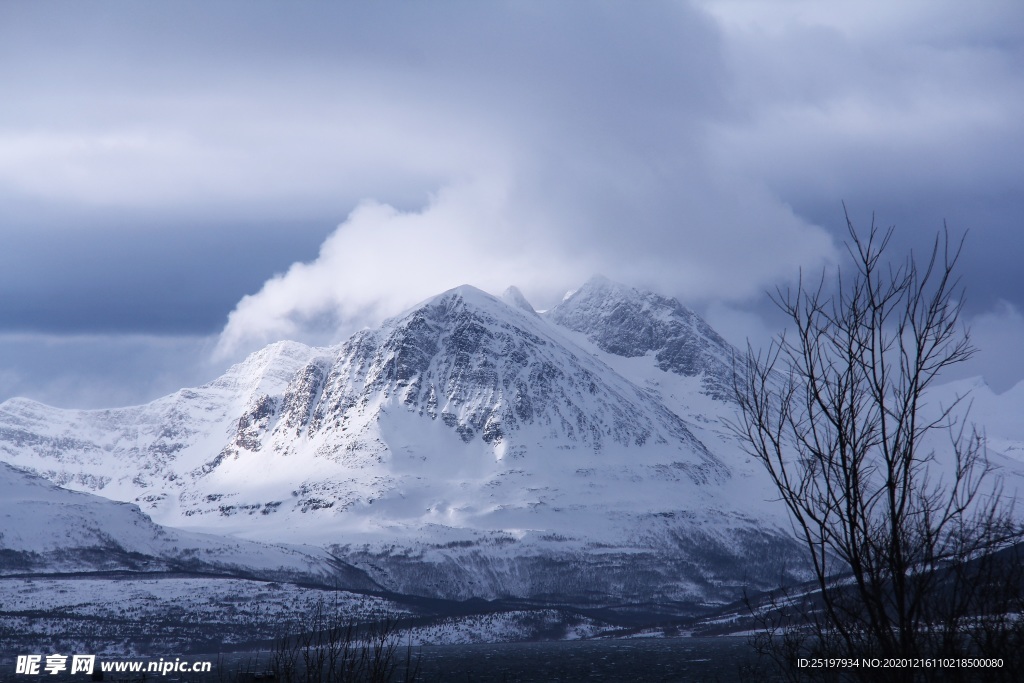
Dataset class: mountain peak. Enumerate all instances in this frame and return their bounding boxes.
[562,276,661,312]
[363,278,705,453]
[501,286,538,316]
[444,283,489,297]
[574,274,633,297]
[411,284,526,318]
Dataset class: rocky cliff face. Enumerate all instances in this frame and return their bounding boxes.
[550,276,740,400]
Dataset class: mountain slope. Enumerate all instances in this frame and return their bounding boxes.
[0,461,375,589]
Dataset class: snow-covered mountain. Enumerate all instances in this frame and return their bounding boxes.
[0,278,822,604]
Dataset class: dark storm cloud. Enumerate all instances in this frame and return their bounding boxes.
[0,205,333,333]
[0,1,1022,401]
[0,333,217,409]
[3,0,835,346]
[701,0,1024,313]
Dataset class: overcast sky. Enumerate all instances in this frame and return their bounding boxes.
[1,0,1022,408]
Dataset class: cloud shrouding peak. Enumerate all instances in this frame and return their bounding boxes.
[215,176,835,358]
[214,180,575,357]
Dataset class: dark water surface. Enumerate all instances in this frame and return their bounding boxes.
[411,637,762,682]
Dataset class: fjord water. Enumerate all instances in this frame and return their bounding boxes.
[409,637,761,681]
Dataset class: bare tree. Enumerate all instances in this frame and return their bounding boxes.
[734,213,1024,681]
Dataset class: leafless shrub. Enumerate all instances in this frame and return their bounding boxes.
[733,211,1024,681]
[268,598,419,683]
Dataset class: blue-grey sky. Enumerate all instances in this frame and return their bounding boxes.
[1,0,1022,407]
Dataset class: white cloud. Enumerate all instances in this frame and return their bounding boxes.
[0,88,503,210]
